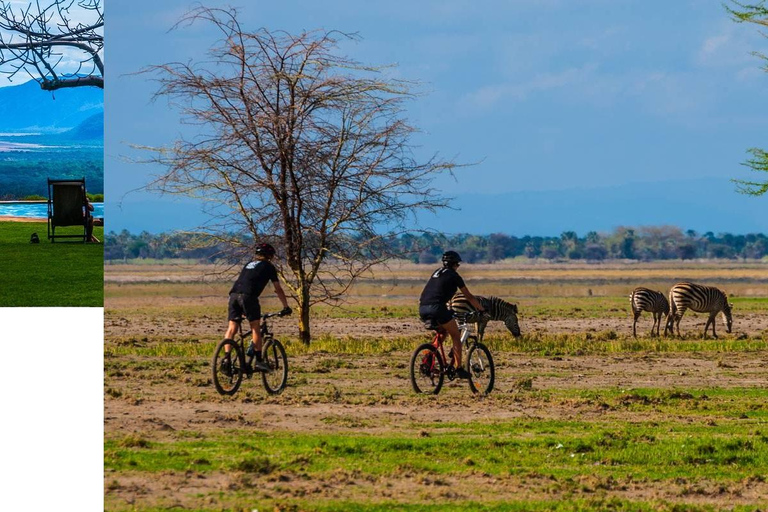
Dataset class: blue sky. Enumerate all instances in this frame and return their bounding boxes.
[107,0,768,234]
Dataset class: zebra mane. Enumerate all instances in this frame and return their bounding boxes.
[480,295,518,314]
[488,296,517,312]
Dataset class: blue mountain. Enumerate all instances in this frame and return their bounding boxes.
[0,79,103,132]
[419,178,768,236]
[108,178,768,235]
[57,113,103,142]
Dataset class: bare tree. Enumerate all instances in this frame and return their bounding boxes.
[0,0,103,90]
[142,7,458,344]
[727,1,768,195]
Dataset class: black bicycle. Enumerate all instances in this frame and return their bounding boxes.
[212,311,290,395]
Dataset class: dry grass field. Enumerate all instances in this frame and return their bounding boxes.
[104,260,768,511]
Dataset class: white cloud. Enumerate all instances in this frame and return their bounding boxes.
[462,60,732,125]
[464,63,606,108]
[579,26,626,52]
[700,34,730,58]
[735,66,765,82]
[695,22,763,69]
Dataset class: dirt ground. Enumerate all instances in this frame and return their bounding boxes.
[0,215,45,222]
[105,307,768,340]
[105,341,768,509]
[106,350,768,436]
[104,261,768,509]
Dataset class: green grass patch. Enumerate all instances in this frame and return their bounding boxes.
[104,418,768,481]
[0,221,103,306]
[104,330,768,359]
[103,499,762,512]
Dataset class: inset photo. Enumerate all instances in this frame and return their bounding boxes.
[0,0,103,307]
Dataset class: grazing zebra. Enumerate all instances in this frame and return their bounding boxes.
[629,287,669,338]
[665,282,733,338]
[449,292,521,340]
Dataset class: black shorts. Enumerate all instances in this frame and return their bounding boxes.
[418,304,454,326]
[228,293,261,322]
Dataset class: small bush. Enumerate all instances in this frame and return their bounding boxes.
[119,435,151,449]
[512,377,534,390]
[233,456,276,474]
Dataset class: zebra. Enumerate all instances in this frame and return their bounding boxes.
[629,287,669,338]
[449,292,521,340]
[665,282,733,338]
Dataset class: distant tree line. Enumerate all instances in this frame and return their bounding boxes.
[105,226,768,263]
[0,149,103,199]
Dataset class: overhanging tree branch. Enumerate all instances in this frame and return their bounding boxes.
[0,0,103,90]
[728,1,768,195]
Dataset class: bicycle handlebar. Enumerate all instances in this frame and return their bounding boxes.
[234,310,290,324]
[454,311,489,321]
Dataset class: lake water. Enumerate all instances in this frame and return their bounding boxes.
[0,202,104,218]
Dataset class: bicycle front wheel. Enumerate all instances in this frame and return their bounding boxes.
[212,339,244,395]
[410,343,444,395]
[466,342,495,395]
[261,339,288,395]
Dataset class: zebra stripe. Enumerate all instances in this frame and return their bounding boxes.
[449,292,521,339]
[629,287,669,337]
[666,282,733,338]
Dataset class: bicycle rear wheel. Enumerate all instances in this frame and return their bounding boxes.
[212,339,244,395]
[261,339,288,395]
[410,343,444,395]
[466,342,495,395]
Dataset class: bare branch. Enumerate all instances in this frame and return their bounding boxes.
[139,7,462,343]
[0,0,103,90]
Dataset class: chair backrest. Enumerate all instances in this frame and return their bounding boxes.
[50,181,86,227]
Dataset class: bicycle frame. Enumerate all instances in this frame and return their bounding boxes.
[213,310,290,396]
[429,315,476,369]
[237,315,271,338]
[237,314,277,364]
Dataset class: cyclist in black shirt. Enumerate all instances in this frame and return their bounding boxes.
[223,243,291,371]
[419,250,485,379]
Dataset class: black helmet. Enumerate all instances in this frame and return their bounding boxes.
[255,243,276,258]
[441,250,462,266]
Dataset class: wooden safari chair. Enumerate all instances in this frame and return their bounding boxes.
[47,178,89,242]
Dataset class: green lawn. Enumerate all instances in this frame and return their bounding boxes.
[0,220,103,306]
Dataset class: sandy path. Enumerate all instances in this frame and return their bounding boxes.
[0,216,45,222]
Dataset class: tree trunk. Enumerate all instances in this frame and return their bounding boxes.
[298,286,311,345]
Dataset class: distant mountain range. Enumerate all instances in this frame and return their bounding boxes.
[0,81,103,198]
[108,177,768,235]
[0,113,103,146]
[418,178,768,235]
[0,79,103,132]
[63,113,103,141]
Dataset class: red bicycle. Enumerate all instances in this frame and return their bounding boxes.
[409,313,495,395]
